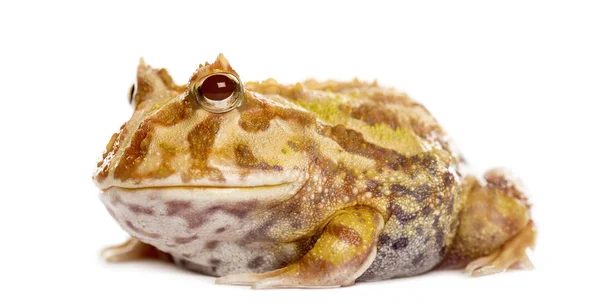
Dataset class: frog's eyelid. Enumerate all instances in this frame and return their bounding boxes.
[191,73,244,114]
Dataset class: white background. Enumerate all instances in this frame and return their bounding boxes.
[1,0,598,307]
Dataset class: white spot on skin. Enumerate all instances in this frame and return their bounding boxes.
[352,188,359,195]
[343,196,350,202]
[383,190,391,196]
[365,192,373,199]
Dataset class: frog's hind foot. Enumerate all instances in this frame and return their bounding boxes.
[101,237,172,263]
[465,221,536,277]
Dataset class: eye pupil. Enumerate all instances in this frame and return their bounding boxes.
[200,74,235,101]
[191,73,244,113]
[128,83,136,104]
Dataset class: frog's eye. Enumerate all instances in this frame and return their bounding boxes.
[192,73,244,113]
[128,82,137,106]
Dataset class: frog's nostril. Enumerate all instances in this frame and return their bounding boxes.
[192,73,244,113]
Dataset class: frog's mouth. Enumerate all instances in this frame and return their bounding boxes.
[96,169,308,192]
[98,170,309,222]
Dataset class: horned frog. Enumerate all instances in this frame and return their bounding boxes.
[93,54,536,289]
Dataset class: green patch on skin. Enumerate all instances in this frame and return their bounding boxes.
[291,97,348,124]
[159,142,179,154]
[291,96,423,155]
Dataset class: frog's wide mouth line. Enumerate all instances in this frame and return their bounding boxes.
[99,181,307,207]
[100,182,298,192]
[95,169,309,191]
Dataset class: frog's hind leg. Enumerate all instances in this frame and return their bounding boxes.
[216,206,384,289]
[442,169,536,276]
[464,221,536,276]
[101,237,172,263]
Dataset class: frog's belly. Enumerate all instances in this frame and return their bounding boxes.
[100,186,303,277]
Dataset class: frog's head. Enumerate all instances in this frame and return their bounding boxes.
[93,54,316,202]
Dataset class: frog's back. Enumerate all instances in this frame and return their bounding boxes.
[247,79,464,280]
[247,78,452,159]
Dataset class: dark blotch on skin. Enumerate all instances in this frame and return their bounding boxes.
[237,93,316,133]
[215,227,227,233]
[412,253,425,266]
[416,226,424,236]
[125,221,160,239]
[435,228,445,247]
[247,256,265,269]
[366,180,383,197]
[174,236,198,244]
[443,171,455,187]
[205,240,219,250]
[379,233,391,245]
[391,237,409,250]
[166,200,206,229]
[446,195,455,214]
[166,200,192,216]
[328,224,362,246]
[114,99,194,181]
[188,115,224,179]
[242,218,277,243]
[413,184,432,203]
[235,144,284,171]
[416,154,438,176]
[392,205,418,225]
[439,245,447,258]
[185,214,207,229]
[349,104,401,129]
[320,124,407,171]
[125,203,154,215]
[209,258,222,266]
[95,124,127,182]
[391,184,411,196]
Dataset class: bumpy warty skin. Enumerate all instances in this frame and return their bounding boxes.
[93,54,533,284]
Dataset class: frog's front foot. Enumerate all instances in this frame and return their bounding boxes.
[101,237,172,263]
[217,206,384,289]
[465,221,536,277]
[216,264,344,289]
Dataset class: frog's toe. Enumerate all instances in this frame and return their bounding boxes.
[465,221,536,277]
[101,237,171,263]
[216,266,343,289]
[215,265,300,289]
[215,272,271,286]
[251,275,342,289]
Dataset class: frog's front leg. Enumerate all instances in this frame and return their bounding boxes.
[101,237,172,262]
[216,206,384,289]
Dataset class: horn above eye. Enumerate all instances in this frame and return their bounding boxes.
[192,73,244,113]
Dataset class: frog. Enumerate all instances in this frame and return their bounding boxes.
[93,54,536,289]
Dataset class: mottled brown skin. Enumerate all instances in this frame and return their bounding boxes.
[95,54,536,288]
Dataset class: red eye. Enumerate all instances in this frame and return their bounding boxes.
[200,74,235,101]
[192,73,244,113]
